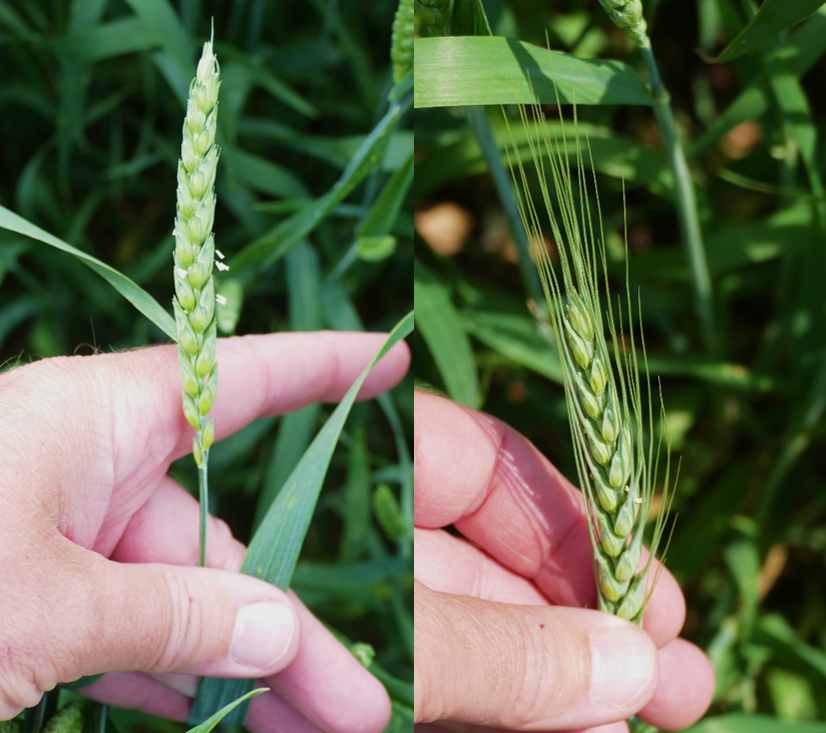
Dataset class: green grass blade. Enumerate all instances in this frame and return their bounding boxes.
[450,0,492,36]
[357,152,413,239]
[185,689,267,733]
[414,258,480,408]
[383,703,415,733]
[122,0,192,74]
[466,105,544,307]
[414,37,654,108]
[189,311,414,725]
[253,242,323,530]
[222,146,310,199]
[0,205,176,339]
[231,91,411,274]
[50,19,155,63]
[690,6,826,156]
[683,714,826,733]
[715,0,826,63]
[416,117,672,198]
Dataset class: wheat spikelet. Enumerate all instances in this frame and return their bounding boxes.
[173,37,221,566]
[391,0,414,84]
[598,0,648,47]
[505,102,672,624]
[42,703,84,733]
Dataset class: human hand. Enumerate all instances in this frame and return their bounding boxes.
[0,331,409,732]
[414,391,715,732]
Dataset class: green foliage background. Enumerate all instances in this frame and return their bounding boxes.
[0,0,413,730]
[414,0,826,728]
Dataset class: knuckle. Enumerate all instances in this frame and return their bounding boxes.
[151,570,206,673]
[0,643,48,712]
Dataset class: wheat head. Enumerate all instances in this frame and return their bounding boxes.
[598,0,648,47]
[505,103,672,624]
[391,0,414,84]
[42,703,84,733]
[173,38,220,469]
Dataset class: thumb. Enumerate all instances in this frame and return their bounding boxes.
[7,541,300,711]
[414,581,658,730]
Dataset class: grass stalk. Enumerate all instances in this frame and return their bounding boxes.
[639,42,716,352]
[465,106,545,310]
[597,1,715,350]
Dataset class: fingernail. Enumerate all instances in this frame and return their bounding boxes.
[231,602,295,670]
[589,625,657,708]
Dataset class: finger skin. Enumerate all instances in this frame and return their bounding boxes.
[80,672,190,719]
[415,581,658,730]
[0,334,408,715]
[414,530,715,732]
[81,675,326,733]
[415,527,549,605]
[414,722,628,733]
[638,638,716,730]
[414,391,685,647]
[113,477,391,733]
[0,332,409,556]
[264,594,392,733]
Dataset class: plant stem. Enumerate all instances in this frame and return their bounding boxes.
[198,455,208,567]
[465,105,545,309]
[639,41,716,352]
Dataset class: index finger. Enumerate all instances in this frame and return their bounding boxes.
[414,390,685,642]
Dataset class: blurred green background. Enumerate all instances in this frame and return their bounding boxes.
[414,0,826,729]
[0,0,412,730]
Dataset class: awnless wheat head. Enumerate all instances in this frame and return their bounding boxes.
[173,37,221,567]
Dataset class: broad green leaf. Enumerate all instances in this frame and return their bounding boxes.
[414,37,653,108]
[715,0,826,63]
[0,205,176,339]
[185,689,267,733]
[414,259,480,407]
[684,714,826,733]
[189,311,414,725]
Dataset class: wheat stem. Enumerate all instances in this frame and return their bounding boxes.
[174,37,221,569]
[596,1,715,350]
[638,42,715,352]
